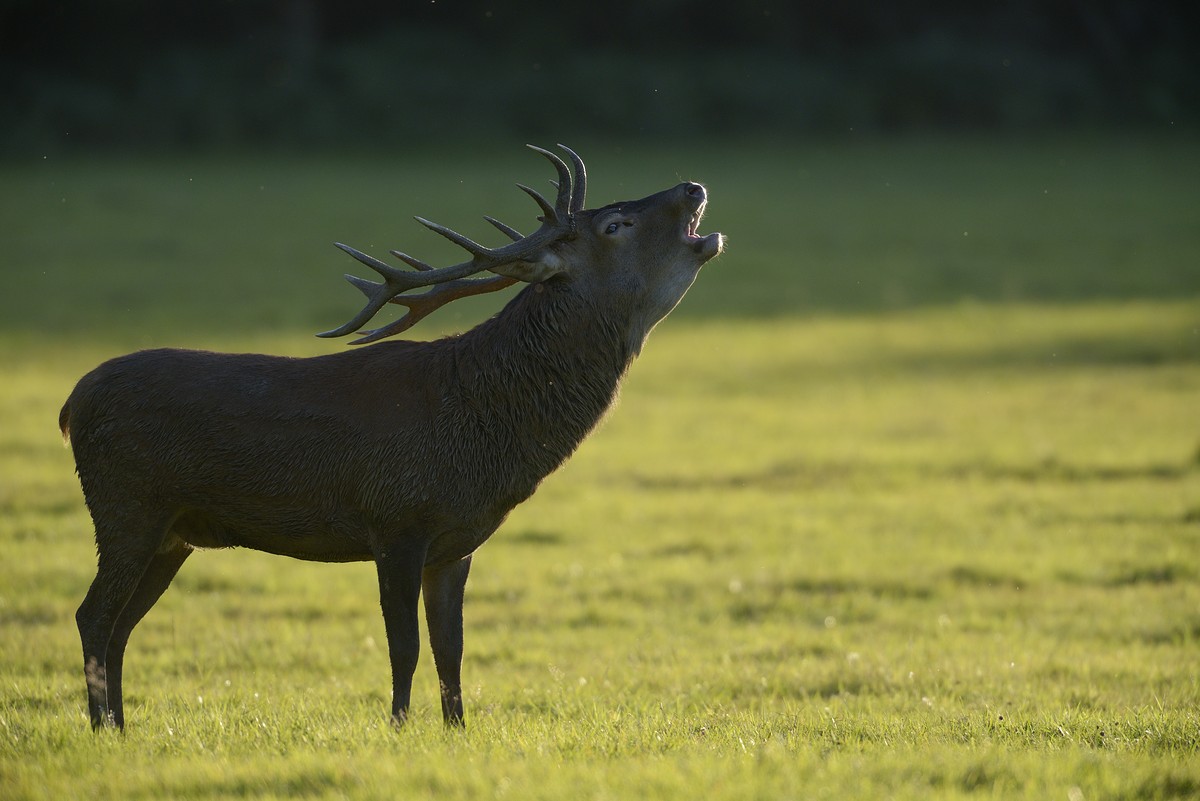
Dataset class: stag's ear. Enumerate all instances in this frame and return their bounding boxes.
[490,250,566,283]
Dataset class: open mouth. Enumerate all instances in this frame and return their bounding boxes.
[683,197,709,243]
[681,183,723,259]
[684,203,723,258]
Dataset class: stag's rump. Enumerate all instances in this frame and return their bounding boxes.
[60,345,447,561]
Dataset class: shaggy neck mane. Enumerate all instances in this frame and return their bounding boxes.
[444,280,635,479]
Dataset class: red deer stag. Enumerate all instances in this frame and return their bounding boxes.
[60,145,723,730]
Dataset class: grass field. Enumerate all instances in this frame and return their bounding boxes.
[1,134,1198,799]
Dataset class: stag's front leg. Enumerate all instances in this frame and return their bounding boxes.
[422,555,472,726]
[374,543,427,726]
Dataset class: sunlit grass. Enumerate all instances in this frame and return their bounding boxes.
[1,136,1198,799]
[3,302,1198,799]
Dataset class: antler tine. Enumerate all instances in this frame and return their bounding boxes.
[525,145,573,220]
[413,216,493,257]
[389,250,434,271]
[515,183,557,223]
[557,143,587,212]
[333,241,413,281]
[484,216,524,242]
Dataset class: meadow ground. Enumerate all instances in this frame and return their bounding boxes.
[1,135,1198,799]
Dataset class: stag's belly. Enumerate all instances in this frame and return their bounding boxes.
[169,508,374,563]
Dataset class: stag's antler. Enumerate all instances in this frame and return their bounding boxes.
[318,144,588,345]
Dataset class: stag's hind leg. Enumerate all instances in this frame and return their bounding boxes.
[104,541,192,728]
[75,515,174,730]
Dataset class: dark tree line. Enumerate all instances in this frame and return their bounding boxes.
[2,1,1195,154]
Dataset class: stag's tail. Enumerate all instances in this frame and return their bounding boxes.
[59,399,72,446]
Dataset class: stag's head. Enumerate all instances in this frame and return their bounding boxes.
[562,179,723,343]
[319,145,723,345]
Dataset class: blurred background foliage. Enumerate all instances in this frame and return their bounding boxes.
[2,0,1196,156]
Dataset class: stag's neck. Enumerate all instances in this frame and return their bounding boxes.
[448,281,634,479]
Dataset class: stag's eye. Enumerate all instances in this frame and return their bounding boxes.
[605,222,620,235]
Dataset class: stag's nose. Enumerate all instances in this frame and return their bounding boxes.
[685,183,706,200]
